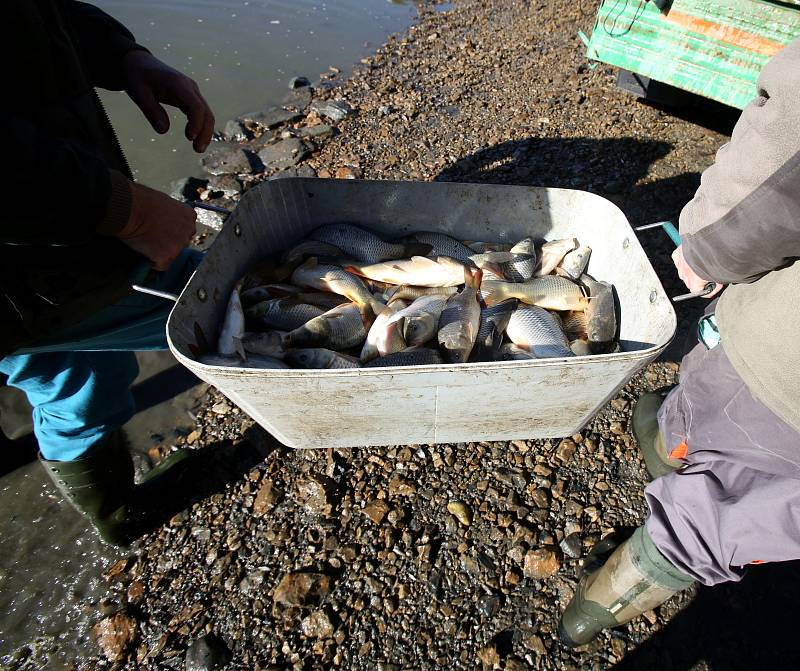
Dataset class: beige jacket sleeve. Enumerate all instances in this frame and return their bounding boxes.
[679,39,800,285]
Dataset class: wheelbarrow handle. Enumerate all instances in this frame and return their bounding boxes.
[634,220,681,246]
[190,201,232,216]
[635,220,718,302]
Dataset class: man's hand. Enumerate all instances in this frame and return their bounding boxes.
[118,183,197,271]
[672,245,725,299]
[123,50,215,153]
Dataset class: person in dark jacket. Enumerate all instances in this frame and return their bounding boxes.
[1,1,215,545]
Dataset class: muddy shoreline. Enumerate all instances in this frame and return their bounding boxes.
[10,0,799,669]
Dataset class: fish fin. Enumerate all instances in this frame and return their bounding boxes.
[343,264,368,279]
[234,336,247,362]
[464,266,483,291]
[368,297,387,320]
[403,242,433,257]
[479,281,504,306]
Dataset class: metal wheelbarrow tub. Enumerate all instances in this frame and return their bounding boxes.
[167,178,676,449]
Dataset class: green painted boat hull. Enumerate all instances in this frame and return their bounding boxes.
[586,0,800,109]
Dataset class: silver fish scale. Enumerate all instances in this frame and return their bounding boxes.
[364,349,443,367]
[317,305,367,350]
[506,305,574,358]
[477,302,516,344]
[410,232,474,263]
[310,224,404,264]
[501,255,536,282]
[287,349,360,369]
[247,300,324,331]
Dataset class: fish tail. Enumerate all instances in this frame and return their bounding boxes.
[403,242,434,257]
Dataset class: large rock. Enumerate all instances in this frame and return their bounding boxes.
[257,138,310,170]
[298,124,336,142]
[238,106,304,131]
[201,143,263,176]
[289,75,311,89]
[310,100,353,122]
[283,87,313,111]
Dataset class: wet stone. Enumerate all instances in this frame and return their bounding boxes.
[223,119,250,142]
[289,75,311,88]
[93,612,138,663]
[257,138,310,170]
[200,143,263,176]
[283,86,313,110]
[238,106,304,131]
[184,633,231,671]
[560,532,583,559]
[310,99,354,122]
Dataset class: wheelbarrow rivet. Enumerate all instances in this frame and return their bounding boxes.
[198,288,208,301]
[649,290,657,303]
[622,237,630,249]
[234,224,242,237]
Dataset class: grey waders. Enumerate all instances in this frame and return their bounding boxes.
[559,526,694,647]
[631,389,682,480]
[41,433,189,546]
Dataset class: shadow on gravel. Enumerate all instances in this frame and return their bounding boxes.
[613,560,800,671]
[134,424,282,536]
[435,136,706,362]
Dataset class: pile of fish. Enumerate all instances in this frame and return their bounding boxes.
[201,224,618,370]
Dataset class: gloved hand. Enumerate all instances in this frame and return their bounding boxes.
[672,245,724,299]
[117,182,196,271]
[122,50,215,153]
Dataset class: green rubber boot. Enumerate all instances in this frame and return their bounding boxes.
[41,433,192,546]
[558,527,694,647]
[631,389,683,480]
[40,433,136,546]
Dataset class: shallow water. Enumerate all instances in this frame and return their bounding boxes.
[95,0,422,190]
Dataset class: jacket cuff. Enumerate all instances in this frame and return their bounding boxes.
[98,170,133,235]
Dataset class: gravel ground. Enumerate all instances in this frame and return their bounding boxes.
[33,1,800,670]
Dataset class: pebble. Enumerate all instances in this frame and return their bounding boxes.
[362,499,390,524]
[184,634,231,671]
[310,99,354,122]
[446,500,473,526]
[93,612,138,662]
[300,610,335,639]
[273,572,331,610]
[523,548,561,579]
[560,532,583,559]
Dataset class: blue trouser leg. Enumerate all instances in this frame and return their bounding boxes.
[0,249,203,461]
[0,351,139,461]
